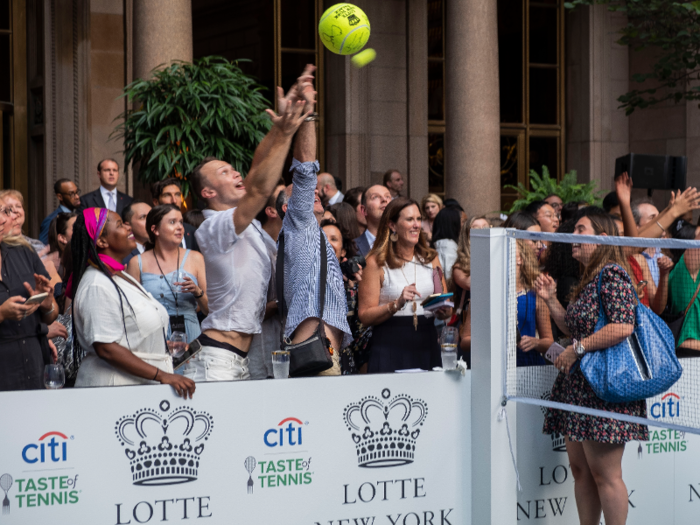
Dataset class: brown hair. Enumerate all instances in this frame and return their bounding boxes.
[382,169,400,186]
[369,197,437,269]
[190,156,218,203]
[569,207,631,301]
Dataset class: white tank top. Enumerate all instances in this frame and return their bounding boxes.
[379,257,435,317]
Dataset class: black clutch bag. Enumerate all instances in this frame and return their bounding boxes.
[276,229,333,377]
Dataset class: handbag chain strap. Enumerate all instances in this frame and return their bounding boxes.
[275,227,327,335]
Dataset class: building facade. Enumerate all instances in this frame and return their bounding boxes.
[0,0,695,236]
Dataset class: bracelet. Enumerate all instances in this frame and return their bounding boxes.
[304,112,319,122]
[194,289,204,299]
[42,303,55,316]
[656,221,666,233]
[153,369,159,381]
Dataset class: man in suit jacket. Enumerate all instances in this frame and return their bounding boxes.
[151,177,199,251]
[80,158,133,214]
[39,178,81,244]
[353,184,392,257]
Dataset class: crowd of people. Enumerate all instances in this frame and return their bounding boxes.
[0,63,698,525]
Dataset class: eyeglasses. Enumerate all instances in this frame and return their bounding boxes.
[0,207,13,217]
[60,189,81,198]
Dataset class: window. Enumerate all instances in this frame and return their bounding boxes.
[427,0,445,195]
[498,0,565,211]
[193,0,325,173]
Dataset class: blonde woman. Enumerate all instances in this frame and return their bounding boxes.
[461,240,552,366]
[420,193,443,241]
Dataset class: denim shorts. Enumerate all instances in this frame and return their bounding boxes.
[182,346,250,382]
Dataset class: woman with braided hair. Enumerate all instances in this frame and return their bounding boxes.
[71,208,195,397]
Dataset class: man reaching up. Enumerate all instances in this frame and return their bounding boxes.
[184,69,312,381]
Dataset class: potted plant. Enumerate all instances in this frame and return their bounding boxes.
[112,56,272,199]
[505,166,604,213]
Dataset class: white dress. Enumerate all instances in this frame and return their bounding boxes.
[434,239,458,281]
[74,267,172,387]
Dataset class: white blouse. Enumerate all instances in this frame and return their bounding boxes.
[74,267,172,387]
[379,257,435,317]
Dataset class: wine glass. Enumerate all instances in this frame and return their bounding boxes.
[44,364,65,389]
[169,331,188,358]
[439,326,459,370]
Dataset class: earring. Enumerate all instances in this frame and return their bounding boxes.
[390,231,398,242]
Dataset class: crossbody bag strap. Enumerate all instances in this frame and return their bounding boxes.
[276,230,287,320]
[683,274,700,316]
[318,229,327,318]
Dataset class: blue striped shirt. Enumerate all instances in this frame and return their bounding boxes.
[281,159,351,344]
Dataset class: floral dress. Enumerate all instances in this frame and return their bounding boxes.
[543,265,648,443]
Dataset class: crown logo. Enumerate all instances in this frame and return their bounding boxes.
[551,433,566,452]
[343,388,427,468]
[114,400,214,486]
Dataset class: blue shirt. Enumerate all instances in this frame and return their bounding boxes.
[281,159,351,344]
[642,248,662,287]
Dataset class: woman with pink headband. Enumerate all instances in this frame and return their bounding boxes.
[70,208,195,397]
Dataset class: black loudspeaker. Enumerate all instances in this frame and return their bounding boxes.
[615,153,687,190]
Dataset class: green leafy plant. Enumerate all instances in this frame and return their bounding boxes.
[565,1,700,115]
[112,56,272,198]
[505,166,604,213]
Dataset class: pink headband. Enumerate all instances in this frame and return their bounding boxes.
[83,207,109,245]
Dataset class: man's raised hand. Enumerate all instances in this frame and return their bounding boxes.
[265,99,309,136]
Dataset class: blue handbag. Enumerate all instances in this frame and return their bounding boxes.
[580,265,682,403]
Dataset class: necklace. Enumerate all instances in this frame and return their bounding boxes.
[399,257,418,331]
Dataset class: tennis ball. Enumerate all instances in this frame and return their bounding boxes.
[319,3,371,55]
[351,48,376,68]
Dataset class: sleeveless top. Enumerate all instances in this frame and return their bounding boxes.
[378,256,435,317]
[517,290,547,366]
[138,250,201,343]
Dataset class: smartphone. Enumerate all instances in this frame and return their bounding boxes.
[24,292,49,306]
[173,339,203,371]
[545,342,566,364]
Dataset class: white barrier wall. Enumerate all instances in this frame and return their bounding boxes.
[0,372,470,525]
[516,390,700,524]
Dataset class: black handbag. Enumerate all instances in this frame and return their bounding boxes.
[276,228,334,377]
[663,276,700,348]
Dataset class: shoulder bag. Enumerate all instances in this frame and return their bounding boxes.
[580,264,682,403]
[276,229,334,377]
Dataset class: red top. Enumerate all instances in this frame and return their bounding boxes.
[628,256,650,307]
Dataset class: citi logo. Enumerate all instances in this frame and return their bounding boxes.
[22,432,71,464]
[263,418,307,448]
[650,393,680,419]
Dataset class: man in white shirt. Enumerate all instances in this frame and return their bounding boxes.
[383,169,404,199]
[316,172,344,206]
[353,184,392,257]
[122,201,151,265]
[81,159,133,213]
[183,72,312,381]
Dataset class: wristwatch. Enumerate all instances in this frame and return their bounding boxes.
[573,339,586,357]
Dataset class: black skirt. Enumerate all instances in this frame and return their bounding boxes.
[367,315,441,373]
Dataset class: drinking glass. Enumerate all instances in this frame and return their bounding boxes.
[272,351,291,379]
[439,326,459,370]
[169,331,188,358]
[44,364,65,389]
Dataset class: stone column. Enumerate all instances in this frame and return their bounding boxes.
[445,0,500,216]
[131,0,192,200]
[133,0,192,81]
